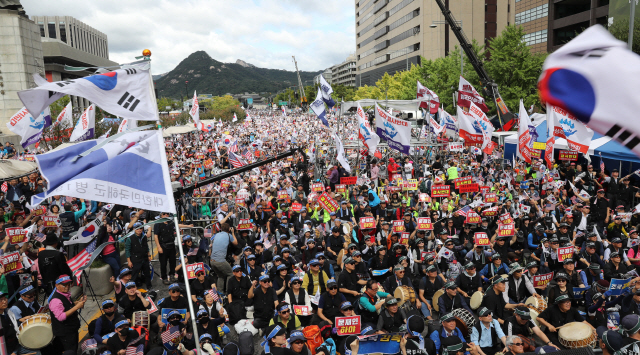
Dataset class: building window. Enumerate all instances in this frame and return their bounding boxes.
[38,23,45,37]
[59,23,67,43]
[48,22,56,39]
[515,4,548,25]
[523,29,547,45]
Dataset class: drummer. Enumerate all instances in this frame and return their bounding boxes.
[502,306,559,352]
[455,262,482,306]
[418,265,444,320]
[428,313,470,355]
[9,285,41,323]
[469,307,507,355]
[503,264,536,304]
[536,295,593,348]
[481,276,524,325]
[479,254,510,286]
[437,281,473,317]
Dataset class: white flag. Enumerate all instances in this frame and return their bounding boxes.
[99,128,112,138]
[467,102,494,150]
[117,118,129,133]
[333,132,351,173]
[18,68,156,121]
[54,102,73,128]
[356,103,380,155]
[189,90,200,125]
[232,113,237,122]
[69,104,95,142]
[547,104,594,154]
[5,107,52,148]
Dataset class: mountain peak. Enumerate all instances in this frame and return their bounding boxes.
[235,59,255,68]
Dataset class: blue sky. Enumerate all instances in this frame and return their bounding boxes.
[21,0,356,74]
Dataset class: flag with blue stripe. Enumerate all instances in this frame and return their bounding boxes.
[319,75,335,108]
[310,90,329,127]
[31,130,176,213]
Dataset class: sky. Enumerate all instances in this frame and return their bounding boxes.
[20,0,356,74]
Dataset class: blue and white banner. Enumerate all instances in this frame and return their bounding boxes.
[608,277,632,296]
[439,108,458,139]
[18,67,157,121]
[375,103,411,155]
[311,90,329,127]
[572,287,589,299]
[371,269,390,277]
[32,130,176,214]
[69,104,95,142]
[319,75,335,108]
[357,333,402,354]
[6,106,52,148]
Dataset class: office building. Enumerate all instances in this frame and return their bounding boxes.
[331,53,357,87]
[314,67,333,85]
[355,0,514,87]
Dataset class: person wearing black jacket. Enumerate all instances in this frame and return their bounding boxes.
[37,233,72,295]
[455,262,483,304]
[604,251,632,281]
[254,240,273,266]
[107,318,145,355]
[419,265,444,319]
[117,282,151,321]
[195,309,225,348]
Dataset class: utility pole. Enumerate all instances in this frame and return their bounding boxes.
[292,56,307,108]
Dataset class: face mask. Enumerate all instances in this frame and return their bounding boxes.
[104,311,115,317]
[169,318,182,326]
[199,317,210,325]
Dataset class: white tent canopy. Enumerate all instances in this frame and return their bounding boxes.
[0,160,38,181]
[162,125,196,137]
[340,99,421,115]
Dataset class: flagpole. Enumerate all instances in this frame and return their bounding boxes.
[173,216,201,352]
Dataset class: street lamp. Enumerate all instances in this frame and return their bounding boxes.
[184,81,189,111]
[430,20,463,76]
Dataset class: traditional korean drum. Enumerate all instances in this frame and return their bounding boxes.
[558,322,597,349]
[18,314,53,349]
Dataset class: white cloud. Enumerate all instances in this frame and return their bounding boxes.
[20,0,355,73]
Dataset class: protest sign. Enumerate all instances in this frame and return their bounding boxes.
[392,220,404,233]
[357,333,402,355]
[236,219,253,230]
[454,176,472,188]
[293,305,311,316]
[533,272,554,287]
[474,232,490,246]
[42,216,60,227]
[431,185,450,198]
[418,193,431,203]
[459,183,479,193]
[161,309,187,322]
[311,183,324,193]
[608,278,633,296]
[403,179,418,190]
[559,150,578,161]
[558,246,574,262]
[5,227,27,245]
[1,252,23,273]
[417,217,433,230]
[291,202,303,213]
[498,223,515,237]
[336,316,361,336]
[573,287,589,299]
[335,184,346,193]
[204,159,214,169]
[359,217,375,230]
[186,263,204,279]
[449,142,464,152]
[318,192,339,213]
[400,232,409,245]
[341,177,357,185]
[466,211,481,224]
[484,193,498,203]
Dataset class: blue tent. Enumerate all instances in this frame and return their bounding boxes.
[504,119,640,175]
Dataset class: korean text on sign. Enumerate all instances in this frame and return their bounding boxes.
[533,272,554,287]
[1,252,23,273]
[392,220,404,233]
[236,219,253,231]
[474,232,490,246]
[186,263,204,279]
[431,185,450,198]
[417,217,433,230]
[359,217,375,229]
[498,223,515,237]
[335,315,361,336]
[557,246,574,262]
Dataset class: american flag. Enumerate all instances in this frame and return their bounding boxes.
[125,344,144,355]
[207,289,220,302]
[67,239,97,281]
[241,148,252,160]
[1,182,7,193]
[454,206,471,217]
[81,339,97,352]
[599,152,605,173]
[34,233,46,243]
[229,141,239,153]
[229,152,247,168]
[187,248,198,256]
[161,326,181,346]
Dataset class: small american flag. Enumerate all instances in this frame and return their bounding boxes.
[241,148,252,160]
[34,233,46,243]
[600,152,605,173]
[161,326,181,347]
[229,152,247,168]
[81,338,97,352]
[455,206,471,217]
[229,141,239,153]
[1,182,7,193]
[125,344,144,355]
[187,248,198,256]
[67,239,97,281]
[207,289,219,302]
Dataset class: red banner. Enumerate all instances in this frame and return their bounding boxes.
[498,223,515,237]
[341,177,357,185]
[559,150,578,161]
[311,183,324,193]
[392,220,404,233]
[186,262,204,279]
[277,190,289,200]
[335,184,346,193]
[237,219,253,230]
[204,159,214,169]
[474,232,490,246]
[293,305,312,316]
[318,192,339,213]
[400,232,409,245]
[235,197,246,207]
[459,183,479,193]
[482,207,498,216]
[291,202,303,212]
[484,193,498,203]
[335,316,361,336]
[417,217,433,230]
[530,150,542,159]
[533,272,554,287]
[42,216,59,227]
[418,193,431,203]
[466,211,481,224]
[1,252,23,273]
[558,246,574,261]
[499,213,514,225]
[431,185,450,198]
[5,227,27,245]
[359,217,375,229]
[454,176,472,188]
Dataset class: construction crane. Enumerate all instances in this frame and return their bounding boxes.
[433,0,516,131]
[292,56,307,108]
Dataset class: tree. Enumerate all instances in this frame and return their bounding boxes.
[331,84,356,103]
[609,18,640,55]
[157,97,178,112]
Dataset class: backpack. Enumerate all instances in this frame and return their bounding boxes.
[303,322,331,355]
[238,330,254,355]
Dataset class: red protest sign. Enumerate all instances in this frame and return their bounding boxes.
[417,217,433,230]
[459,183,479,193]
[235,196,246,207]
[147,297,158,314]
[474,232,490,246]
[533,272,554,287]
[418,193,431,203]
[482,207,498,216]
[341,177,357,185]
[335,315,361,336]
[484,193,498,203]
[293,305,311,316]
[31,206,46,217]
[466,211,481,224]
[454,176,472,188]
[186,263,204,279]
[318,192,339,213]
[558,246,574,261]
[277,190,289,200]
[204,159,214,169]
[400,232,409,245]
[291,202,303,212]
[359,217,375,230]
[311,183,324,193]
[499,213,514,225]
[42,216,59,227]
[392,220,404,233]
[195,152,205,160]
[530,150,542,159]
[498,223,516,237]
[559,150,578,161]
[237,219,253,230]
[5,227,27,245]
[480,186,490,193]
[431,185,450,198]
[1,252,23,273]
[335,184,347,193]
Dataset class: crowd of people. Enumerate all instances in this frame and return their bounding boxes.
[0,108,638,355]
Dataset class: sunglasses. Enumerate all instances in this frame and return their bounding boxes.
[557,279,567,282]
[512,343,524,346]
[292,281,302,285]
[261,279,270,283]
[343,307,354,311]
[280,310,290,314]
[328,286,338,290]
[292,341,306,345]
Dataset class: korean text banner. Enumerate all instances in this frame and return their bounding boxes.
[375,103,411,155]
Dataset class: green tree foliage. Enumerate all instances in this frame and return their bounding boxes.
[157,97,179,112]
[352,25,546,116]
[203,95,246,121]
[608,18,640,55]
